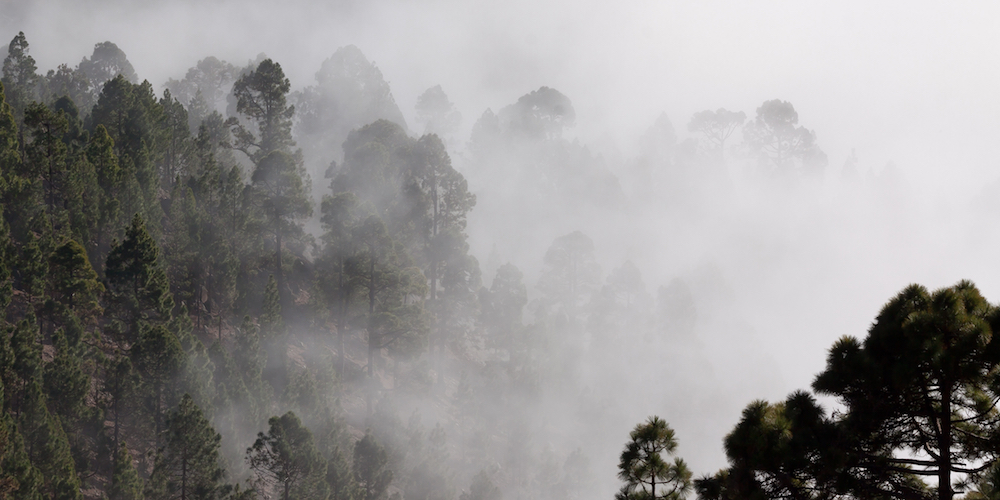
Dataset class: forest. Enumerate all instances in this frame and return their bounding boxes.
[2,28,1000,500]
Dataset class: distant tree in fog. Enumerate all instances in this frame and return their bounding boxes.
[78,41,137,98]
[163,56,239,132]
[482,263,528,354]
[497,86,575,140]
[537,231,601,320]
[2,31,40,122]
[459,470,501,500]
[617,416,691,500]
[687,108,745,157]
[415,85,461,138]
[657,279,696,338]
[742,99,826,176]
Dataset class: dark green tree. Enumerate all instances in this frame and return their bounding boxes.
[148,394,225,500]
[251,150,311,304]
[246,411,327,500]
[86,124,124,258]
[617,416,691,500]
[353,431,392,500]
[0,377,43,500]
[229,59,295,162]
[132,325,185,448]
[46,239,104,339]
[105,214,174,347]
[19,379,82,500]
[812,281,1000,500]
[109,443,144,500]
[1,32,40,122]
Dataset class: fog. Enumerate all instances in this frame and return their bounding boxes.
[6,1,1000,497]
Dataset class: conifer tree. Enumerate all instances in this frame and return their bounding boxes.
[1,32,40,123]
[0,377,43,500]
[353,431,392,500]
[0,207,12,316]
[132,324,185,449]
[86,124,123,259]
[19,380,83,500]
[260,274,289,398]
[42,329,89,424]
[251,150,311,307]
[148,394,225,500]
[109,443,144,500]
[247,411,327,500]
[45,239,103,337]
[6,316,41,416]
[102,354,137,453]
[23,102,70,217]
[616,416,691,500]
[105,214,174,347]
[232,315,269,427]
[229,59,295,163]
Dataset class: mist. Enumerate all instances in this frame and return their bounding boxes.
[4,1,1000,499]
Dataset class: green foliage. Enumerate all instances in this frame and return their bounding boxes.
[109,443,144,500]
[19,380,82,500]
[230,58,295,162]
[353,431,392,500]
[812,281,1000,500]
[46,239,104,334]
[2,32,40,122]
[42,330,89,423]
[132,324,185,443]
[148,394,225,500]
[617,416,691,500]
[105,214,174,346]
[247,411,327,500]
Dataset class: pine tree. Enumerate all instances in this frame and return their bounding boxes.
[132,324,185,450]
[148,394,225,500]
[0,377,44,500]
[102,354,137,452]
[105,214,174,347]
[23,102,70,218]
[1,32,40,123]
[6,316,41,416]
[109,443,144,500]
[229,59,295,162]
[42,329,89,424]
[19,380,83,500]
[45,239,104,338]
[353,431,392,500]
[86,124,123,259]
[616,416,691,500]
[232,315,269,427]
[247,411,327,500]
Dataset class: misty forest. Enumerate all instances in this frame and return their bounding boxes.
[2,15,1000,500]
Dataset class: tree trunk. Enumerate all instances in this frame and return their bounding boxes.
[939,381,952,500]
